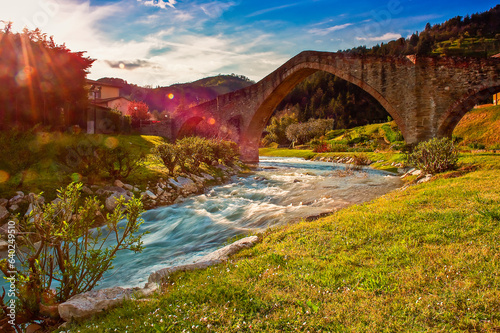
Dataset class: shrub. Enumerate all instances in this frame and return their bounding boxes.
[61,137,144,182]
[152,137,240,175]
[153,143,179,176]
[325,129,346,140]
[60,138,102,183]
[312,141,330,153]
[329,142,349,152]
[0,183,146,329]
[406,137,459,174]
[209,139,239,165]
[380,124,404,143]
[97,146,145,180]
[468,141,486,150]
[347,134,370,145]
[262,113,297,146]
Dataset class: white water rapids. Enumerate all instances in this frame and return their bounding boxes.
[97,156,402,289]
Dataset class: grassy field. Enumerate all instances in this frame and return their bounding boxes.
[59,152,500,332]
[453,105,500,149]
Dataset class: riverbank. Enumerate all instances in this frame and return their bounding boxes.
[59,151,500,332]
[259,147,407,173]
[0,134,247,253]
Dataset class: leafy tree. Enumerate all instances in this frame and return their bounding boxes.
[0,24,94,130]
[128,101,150,121]
[261,110,297,146]
[286,119,334,146]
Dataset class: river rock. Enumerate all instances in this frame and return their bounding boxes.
[0,198,8,207]
[0,206,9,224]
[417,174,433,184]
[144,190,157,200]
[81,185,93,195]
[148,260,220,284]
[0,239,8,251]
[114,179,125,188]
[25,203,34,217]
[58,282,158,322]
[148,236,259,284]
[201,173,215,181]
[105,193,132,211]
[173,177,198,194]
[197,236,259,262]
[123,183,134,191]
[9,191,25,205]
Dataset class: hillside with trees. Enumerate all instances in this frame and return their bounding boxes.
[97,74,254,118]
[344,5,500,57]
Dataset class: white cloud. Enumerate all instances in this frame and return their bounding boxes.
[246,3,300,18]
[0,0,289,86]
[308,23,353,36]
[199,1,235,18]
[356,32,402,42]
[138,0,177,10]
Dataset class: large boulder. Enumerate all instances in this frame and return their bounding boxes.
[148,261,219,284]
[176,177,198,194]
[58,283,158,322]
[197,236,259,262]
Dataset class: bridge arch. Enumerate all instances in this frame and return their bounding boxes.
[240,59,404,162]
[172,51,499,163]
[177,116,204,139]
[437,85,500,137]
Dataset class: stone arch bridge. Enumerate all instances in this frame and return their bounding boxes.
[172,51,500,163]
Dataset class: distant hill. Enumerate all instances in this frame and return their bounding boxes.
[344,5,500,57]
[97,74,254,115]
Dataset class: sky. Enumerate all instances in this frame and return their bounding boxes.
[1,0,498,87]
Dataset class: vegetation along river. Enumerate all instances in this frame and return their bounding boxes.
[98,156,403,289]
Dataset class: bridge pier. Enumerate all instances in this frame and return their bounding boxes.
[239,140,260,164]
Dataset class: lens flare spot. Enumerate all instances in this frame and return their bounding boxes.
[104,137,119,149]
[119,63,125,69]
[71,173,82,182]
[208,118,216,125]
[0,170,9,183]
[168,93,174,100]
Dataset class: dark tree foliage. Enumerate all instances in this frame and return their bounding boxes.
[0,24,94,130]
[343,5,500,57]
[274,71,390,130]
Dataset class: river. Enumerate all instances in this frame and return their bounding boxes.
[97,156,402,289]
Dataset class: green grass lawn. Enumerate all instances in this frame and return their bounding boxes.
[453,105,500,149]
[60,153,500,332]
